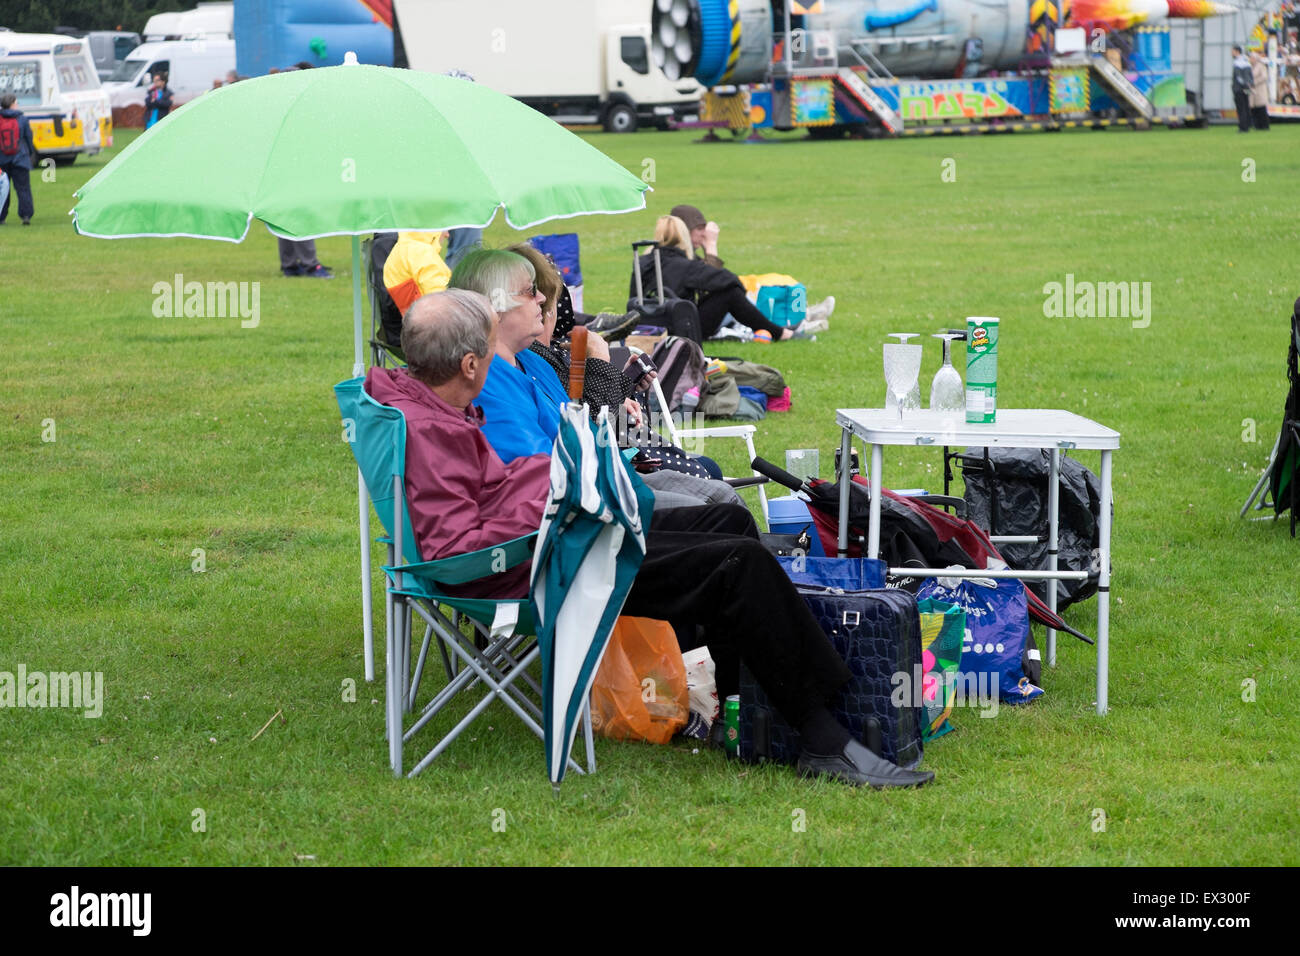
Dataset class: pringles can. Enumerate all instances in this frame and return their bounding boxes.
[965,317,999,424]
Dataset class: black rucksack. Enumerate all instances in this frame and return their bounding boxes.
[368,232,403,347]
[0,115,21,157]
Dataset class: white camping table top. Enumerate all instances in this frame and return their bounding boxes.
[835,408,1121,451]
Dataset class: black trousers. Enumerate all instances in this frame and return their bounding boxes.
[1251,106,1270,130]
[1234,91,1252,130]
[0,163,33,222]
[696,285,785,339]
[622,504,851,727]
[277,237,321,271]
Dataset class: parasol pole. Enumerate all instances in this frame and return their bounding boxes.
[352,232,375,681]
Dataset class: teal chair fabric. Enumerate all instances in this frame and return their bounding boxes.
[333,375,586,778]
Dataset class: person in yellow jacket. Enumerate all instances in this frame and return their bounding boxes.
[384,231,452,316]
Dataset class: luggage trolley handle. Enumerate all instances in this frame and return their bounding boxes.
[631,240,666,307]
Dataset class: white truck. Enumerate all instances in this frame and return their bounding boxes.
[101,3,234,126]
[394,0,701,131]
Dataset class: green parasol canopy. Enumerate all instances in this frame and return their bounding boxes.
[73,62,650,241]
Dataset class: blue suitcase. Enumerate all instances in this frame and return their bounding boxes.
[739,586,925,770]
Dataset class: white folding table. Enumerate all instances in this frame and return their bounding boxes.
[834,409,1120,715]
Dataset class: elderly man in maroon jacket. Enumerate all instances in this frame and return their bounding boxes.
[363,289,932,790]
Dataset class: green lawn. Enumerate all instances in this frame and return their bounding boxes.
[2,124,1296,866]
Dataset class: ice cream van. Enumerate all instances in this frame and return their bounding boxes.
[0,33,113,164]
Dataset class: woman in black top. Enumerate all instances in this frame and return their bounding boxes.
[633,215,796,341]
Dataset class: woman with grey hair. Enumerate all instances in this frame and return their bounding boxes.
[451,249,739,507]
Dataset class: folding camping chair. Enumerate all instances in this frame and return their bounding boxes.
[1241,298,1300,534]
[335,376,595,778]
[633,350,771,525]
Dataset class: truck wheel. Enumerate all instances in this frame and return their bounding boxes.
[53,154,77,167]
[603,104,638,133]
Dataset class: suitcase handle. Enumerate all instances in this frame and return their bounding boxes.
[631,240,665,307]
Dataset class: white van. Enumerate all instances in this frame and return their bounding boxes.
[86,31,142,81]
[142,2,233,42]
[102,38,236,117]
[0,33,112,163]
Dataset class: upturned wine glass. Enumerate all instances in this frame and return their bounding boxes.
[930,333,964,412]
[883,341,922,421]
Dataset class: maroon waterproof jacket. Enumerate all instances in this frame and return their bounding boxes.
[364,366,551,597]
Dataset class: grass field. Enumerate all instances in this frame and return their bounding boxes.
[2,124,1297,866]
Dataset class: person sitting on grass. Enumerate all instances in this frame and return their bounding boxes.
[361,288,934,790]
[634,216,809,342]
[670,202,835,330]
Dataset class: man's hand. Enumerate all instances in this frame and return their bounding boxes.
[702,221,720,258]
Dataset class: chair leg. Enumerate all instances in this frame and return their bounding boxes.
[582,697,597,774]
[409,623,433,712]
[386,595,403,777]
[359,468,376,682]
[744,432,769,528]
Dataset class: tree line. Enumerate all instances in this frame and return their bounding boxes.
[1,1,179,34]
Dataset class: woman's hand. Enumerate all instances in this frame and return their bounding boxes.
[623,398,643,428]
[584,332,610,362]
[624,354,657,392]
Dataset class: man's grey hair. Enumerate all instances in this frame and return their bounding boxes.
[402,289,495,386]
[449,248,535,314]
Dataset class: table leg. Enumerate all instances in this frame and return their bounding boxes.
[868,443,883,560]
[837,427,851,557]
[1096,449,1112,716]
[1047,449,1060,668]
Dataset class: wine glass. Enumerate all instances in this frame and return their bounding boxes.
[884,333,922,411]
[930,333,964,412]
[883,341,922,421]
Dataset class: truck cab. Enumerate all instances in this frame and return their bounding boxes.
[392,0,701,133]
[603,23,701,131]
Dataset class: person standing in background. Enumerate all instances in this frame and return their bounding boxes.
[144,73,173,129]
[274,62,332,277]
[1250,49,1271,131]
[0,93,36,225]
[1231,46,1253,132]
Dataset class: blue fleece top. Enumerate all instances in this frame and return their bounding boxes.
[476,349,569,463]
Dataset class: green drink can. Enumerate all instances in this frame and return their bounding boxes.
[724,695,740,757]
[965,316,999,424]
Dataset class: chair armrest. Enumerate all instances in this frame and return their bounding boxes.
[675,424,757,439]
[383,532,538,586]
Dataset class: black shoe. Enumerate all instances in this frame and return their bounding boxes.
[586,310,641,341]
[797,739,934,789]
[21,217,31,225]
[303,264,334,279]
[282,264,304,277]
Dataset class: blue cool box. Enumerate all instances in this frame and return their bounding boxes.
[767,496,826,556]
